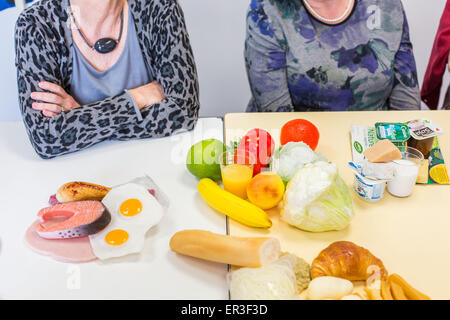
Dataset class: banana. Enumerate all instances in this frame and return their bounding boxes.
[197,178,272,228]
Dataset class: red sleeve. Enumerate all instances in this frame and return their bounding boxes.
[421,0,450,109]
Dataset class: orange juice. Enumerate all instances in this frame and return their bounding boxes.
[221,164,253,199]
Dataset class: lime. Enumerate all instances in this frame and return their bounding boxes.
[186,139,225,181]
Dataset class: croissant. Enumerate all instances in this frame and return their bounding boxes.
[311,241,388,281]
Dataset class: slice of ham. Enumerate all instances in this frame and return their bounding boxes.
[25,221,97,263]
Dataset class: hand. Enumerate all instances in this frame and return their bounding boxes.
[31,82,80,117]
[128,81,165,110]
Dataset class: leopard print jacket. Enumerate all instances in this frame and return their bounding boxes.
[15,0,199,159]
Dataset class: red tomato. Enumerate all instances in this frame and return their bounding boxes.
[233,148,254,166]
[235,129,275,176]
[280,119,320,150]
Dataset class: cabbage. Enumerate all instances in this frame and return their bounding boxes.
[229,254,298,300]
[281,161,354,232]
[270,142,327,184]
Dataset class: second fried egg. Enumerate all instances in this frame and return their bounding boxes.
[89,183,163,260]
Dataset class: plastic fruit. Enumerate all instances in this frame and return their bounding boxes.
[236,129,275,176]
[280,119,320,150]
[429,164,450,184]
[197,178,272,228]
[246,172,285,210]
[186,139,225,181]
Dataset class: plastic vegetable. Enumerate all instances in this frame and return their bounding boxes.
[270,142,327,184]
[281,161,354,232]
[235,128,275,176]
[229,254,298,300]
[280,119,320,150]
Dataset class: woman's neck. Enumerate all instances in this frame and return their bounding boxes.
[70,0,126,34]
[304,0,351,21]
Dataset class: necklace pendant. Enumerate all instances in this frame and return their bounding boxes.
[94,38,118,54]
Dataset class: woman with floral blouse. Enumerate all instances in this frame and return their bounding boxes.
[245,0,421,112]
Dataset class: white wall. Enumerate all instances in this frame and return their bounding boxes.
[0,0,447,121]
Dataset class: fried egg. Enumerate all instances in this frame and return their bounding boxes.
[89,183,163,260]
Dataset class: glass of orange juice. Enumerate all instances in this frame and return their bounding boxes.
[219,150,255,199]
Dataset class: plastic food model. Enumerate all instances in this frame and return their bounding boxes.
[311,241,388,280]
[281,161,354,232]
[25,179,164,262]
[89,183,163,260]
[229,254,299,300]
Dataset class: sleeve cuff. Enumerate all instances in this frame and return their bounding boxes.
[124,89,143,122]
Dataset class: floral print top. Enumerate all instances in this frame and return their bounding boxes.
[245,0,421,112]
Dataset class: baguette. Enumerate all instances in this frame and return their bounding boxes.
[169,230,281,268]
[56,182,111,203]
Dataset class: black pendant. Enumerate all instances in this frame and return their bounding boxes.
[94,38,118,54]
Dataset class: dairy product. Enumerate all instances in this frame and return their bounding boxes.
[387,159,420,197]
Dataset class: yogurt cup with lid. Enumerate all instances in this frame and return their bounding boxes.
[407,119,443,159]
[375,122,410,152]
[348,162,390,202]
[353,174,387,203]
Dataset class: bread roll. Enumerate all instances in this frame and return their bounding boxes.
[169,230,281,268]
[307,276,353,300]
[56,182,111,203]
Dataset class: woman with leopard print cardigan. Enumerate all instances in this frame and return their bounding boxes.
[15,0,199,159]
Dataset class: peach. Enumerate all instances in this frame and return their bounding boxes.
[246,172,285,210]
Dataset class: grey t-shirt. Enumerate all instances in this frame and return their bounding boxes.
[70,6,151,116]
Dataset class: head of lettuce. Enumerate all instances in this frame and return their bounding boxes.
[281,161,354,232]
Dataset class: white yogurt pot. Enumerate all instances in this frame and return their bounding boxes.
[353,173,387,202]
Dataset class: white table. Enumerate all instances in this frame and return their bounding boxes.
[0,118,228,299]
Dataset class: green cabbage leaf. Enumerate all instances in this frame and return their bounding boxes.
[281,161,354,232]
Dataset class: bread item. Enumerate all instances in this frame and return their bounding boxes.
[56,182,111,203]
[388,274,430,300]
[363,139,402,163]
[340,294,362,300]
[364,286,383,300]
[311,241,388,281]
[289,253,311,293]
[390,281,408,300]
[169,230,280,268]
[306,276,353,300]
[381,280,394,300]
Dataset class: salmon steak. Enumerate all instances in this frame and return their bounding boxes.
[34,201,111,239]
